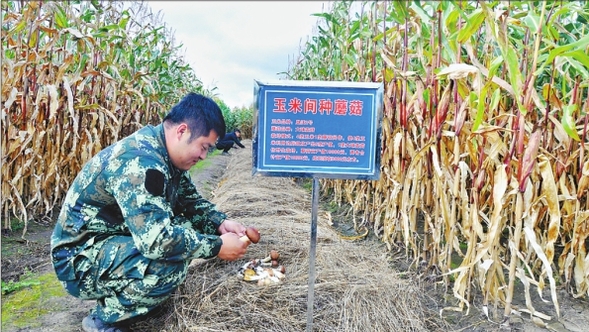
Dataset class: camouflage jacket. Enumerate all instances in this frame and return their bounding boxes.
[51,124,226,281]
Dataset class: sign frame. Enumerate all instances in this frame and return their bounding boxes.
[252,79,383,180]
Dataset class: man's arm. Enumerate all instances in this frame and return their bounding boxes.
[231,133,245,148]
[176,172,227,234]
[110,157,223,261]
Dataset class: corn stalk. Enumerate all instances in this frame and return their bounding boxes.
[288,0,589,320]
[1,0,209,234]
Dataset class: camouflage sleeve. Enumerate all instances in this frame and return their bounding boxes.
[176,172,227,234]
[109,156,222,262]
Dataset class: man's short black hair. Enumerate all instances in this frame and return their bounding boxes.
[163,93,226,142]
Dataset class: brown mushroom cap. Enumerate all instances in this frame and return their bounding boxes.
[245,227,260,244]
[270,249,280,260]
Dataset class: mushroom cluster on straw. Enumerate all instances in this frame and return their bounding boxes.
[238,249,286,286]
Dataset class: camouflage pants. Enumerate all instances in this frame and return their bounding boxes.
[60,235,188,323]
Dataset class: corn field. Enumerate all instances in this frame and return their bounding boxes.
[1,1,213,233]
[288,0,589,319]
[217,99,255,139]
[2,0,589,323]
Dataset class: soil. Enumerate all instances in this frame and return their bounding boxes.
[2,140,589,331]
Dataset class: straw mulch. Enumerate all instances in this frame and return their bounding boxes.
[136,143,447,332]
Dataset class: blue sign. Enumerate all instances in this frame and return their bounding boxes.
[253,80,383,180]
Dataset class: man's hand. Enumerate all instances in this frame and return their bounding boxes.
[218,219,246,237]
[218,233,247,261]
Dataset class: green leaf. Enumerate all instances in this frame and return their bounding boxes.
[488,56,503,78]
[445,9,460,34]
[484,1,525,115]
[561,105,580,141]
[28,28,38,48]
[344,54,356,67]
[410,1,433,23]
[119,10,129,30]
[536,33,589,75]
[80,8,94,23]
[54,6,69,29]
[99,24,120,32]
[8,19,27,34]
[522,12,541,33]
[472,86,489,132]
[559,50,589,78]
[490,88,501,113]
[457,9,486,43]
[504,45,525,113]
[390,0,409,24]
[90,0,101,10]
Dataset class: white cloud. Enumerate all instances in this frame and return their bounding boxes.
[148,1,329,109]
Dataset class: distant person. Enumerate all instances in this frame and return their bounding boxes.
[50,93,252,332]
[216,128,245,154]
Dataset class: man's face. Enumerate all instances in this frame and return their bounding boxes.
[235,131,241,138]
[169,127,218,171]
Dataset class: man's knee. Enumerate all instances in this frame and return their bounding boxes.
[119,259,188,300]
[106,245,189,296]
[145,259,188,290]
[66,236,188,299]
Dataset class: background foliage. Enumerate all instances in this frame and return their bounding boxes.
[215,98,254,138]
[288,0,589,319]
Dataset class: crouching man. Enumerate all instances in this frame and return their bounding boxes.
[215,128,245,154]
[51,93,250,332]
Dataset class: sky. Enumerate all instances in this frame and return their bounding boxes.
[147,1,330,110]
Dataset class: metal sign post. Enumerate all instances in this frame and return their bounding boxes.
[306,177,319,331]
[252,80,383,331]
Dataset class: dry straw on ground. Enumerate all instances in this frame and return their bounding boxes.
[135,144,447,332]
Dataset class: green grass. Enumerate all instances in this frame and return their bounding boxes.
[191,149,222,173]
[1,272,67,329]
[3,217,25,233]
[299,178,313,192]
[1,270,40,295]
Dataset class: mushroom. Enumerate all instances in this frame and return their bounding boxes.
[240,226,260,245]
[264,268,275,277]
[243,268,269,282]
[257,276,280,286]
[272,268,286,280]
[257,278,272,286]
[239,260,255,272]
[262,250,280,263]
